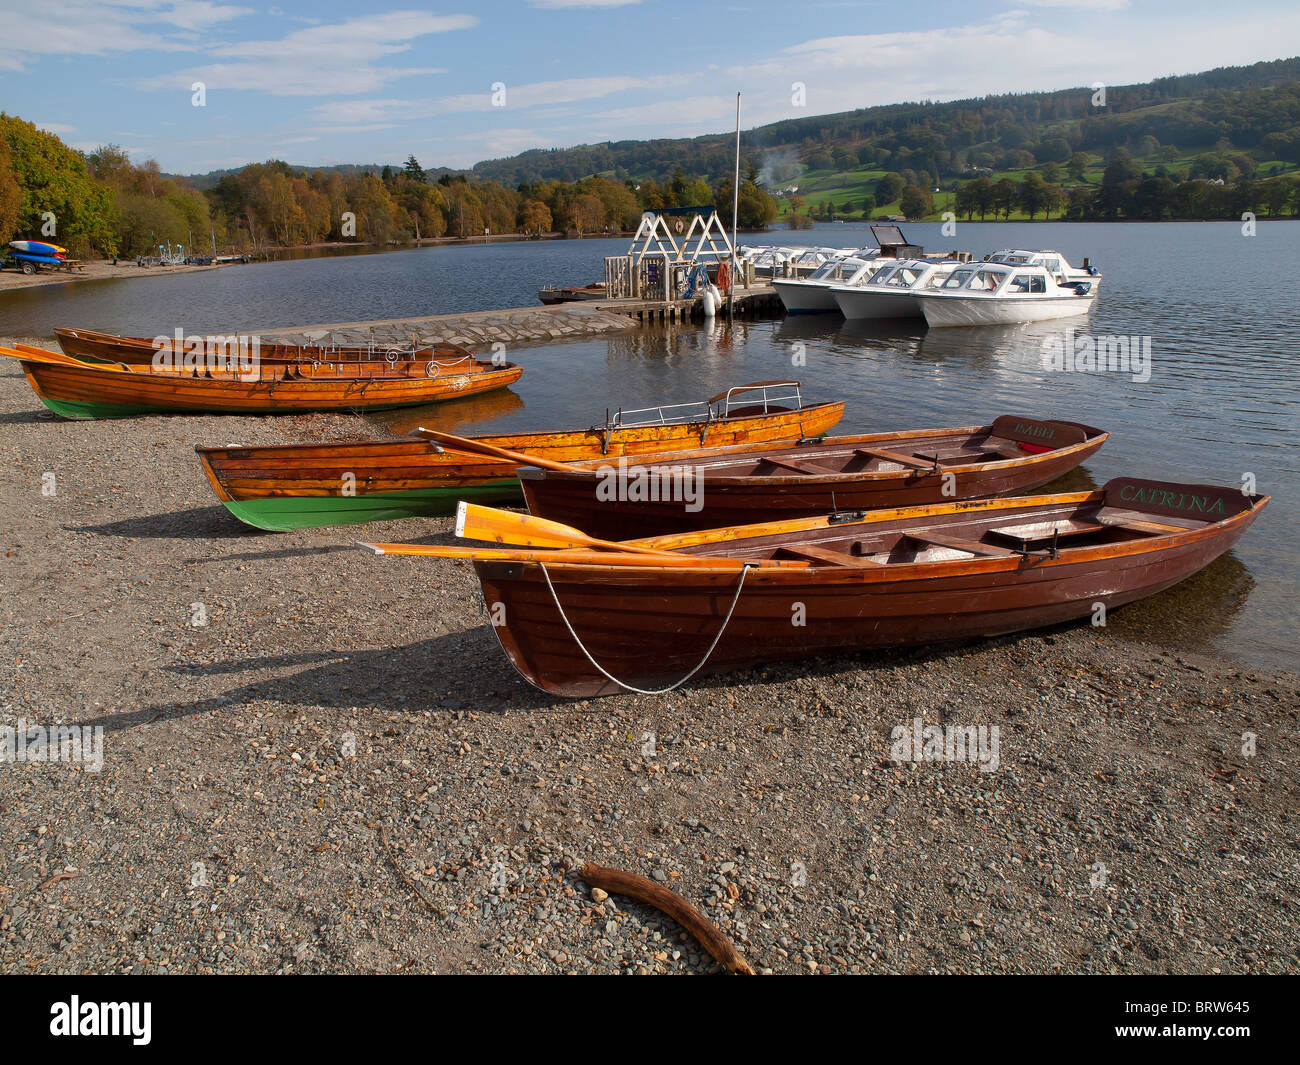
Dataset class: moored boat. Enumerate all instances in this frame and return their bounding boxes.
[0,343,522,419]
[831,258,961,320]
[53,326,472,366]
[197,382,845,530]
[771,254,885,314]
[517,415,1107,539]
[915,258,1098,328]
[365,478,1266,697]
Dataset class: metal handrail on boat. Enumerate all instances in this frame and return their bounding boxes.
[608,399,713,428]
[710,381,803,418]
[604,381,805,431]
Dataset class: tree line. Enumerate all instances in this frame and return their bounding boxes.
[0,115,776,258]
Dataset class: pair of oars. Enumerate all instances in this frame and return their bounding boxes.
[358,501,806,569]
[359,432,807,570]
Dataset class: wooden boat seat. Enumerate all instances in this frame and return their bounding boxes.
[1095,507,1193,534]
[854,447,934,471]
[911,531,1018,558]
[987,519,1106,548]
[1097,517,1183,536]
[913,446,1022,464]
[776,544,885,566]
[757,456,824,475]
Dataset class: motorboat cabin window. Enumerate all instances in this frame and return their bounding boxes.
[868,266,898,286]
[1009,272,1046,293]
[966,268,1009,291]
[943,268,975,289]
[886,266,924,287]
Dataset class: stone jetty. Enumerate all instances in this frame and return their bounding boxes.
[261,302,636,352]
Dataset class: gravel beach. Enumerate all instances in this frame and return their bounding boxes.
[1,346,1296,975]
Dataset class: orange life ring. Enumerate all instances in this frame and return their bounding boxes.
[716,260,732,292]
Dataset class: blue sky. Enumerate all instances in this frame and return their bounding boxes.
[3,0,1300,175]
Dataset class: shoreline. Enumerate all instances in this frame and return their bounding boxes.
[1,349,1296,974]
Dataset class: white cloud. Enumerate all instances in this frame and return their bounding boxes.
[0,0,253,69]
[146,11,476,96]
[310,73,697,126]
[1019,0,1128,9]
[529,0,641,8]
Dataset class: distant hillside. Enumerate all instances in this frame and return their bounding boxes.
[468,56,1300,186]
[176,161,460,190]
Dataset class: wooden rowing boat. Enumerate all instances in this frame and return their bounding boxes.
[0,343,522,419]
[373,477,1267,697]
[519,415,1107,539]
[53,326,470,366]
[196,382,845,530]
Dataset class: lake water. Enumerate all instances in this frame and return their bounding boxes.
[2,221,1296,672]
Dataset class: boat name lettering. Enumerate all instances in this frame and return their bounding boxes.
[1118,484,1227,515]
[1012,421,1056,440]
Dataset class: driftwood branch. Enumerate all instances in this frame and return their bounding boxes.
[379,826,445,918]
[580,861,754,974]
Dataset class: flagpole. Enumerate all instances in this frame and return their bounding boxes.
[729,92,740,323]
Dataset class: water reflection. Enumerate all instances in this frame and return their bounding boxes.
[1104,551,1255,649]
[375,386,525,436]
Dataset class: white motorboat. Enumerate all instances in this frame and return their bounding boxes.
[831,258,961,320]
[985,249,1101,292]
[913,261,1098,328]
[772,254,885,314]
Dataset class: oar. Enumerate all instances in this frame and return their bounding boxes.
[418,429,580,473]
[356,542,807,569]
[455,502,677,557]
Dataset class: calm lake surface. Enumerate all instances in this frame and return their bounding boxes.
[2,222,1296,671]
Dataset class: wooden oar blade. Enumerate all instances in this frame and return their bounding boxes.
[455,500,679,556]
[456,500,588,548]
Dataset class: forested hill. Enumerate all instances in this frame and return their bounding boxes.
[469,56,1300,185]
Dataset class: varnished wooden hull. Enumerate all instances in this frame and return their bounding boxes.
[197,400,846,530]
[3,345,522,418]
[54,327,464,366]
[520,421,1107,539]
[473,488,1266,696]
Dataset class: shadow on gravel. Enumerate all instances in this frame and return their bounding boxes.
[80,625,1088,737]
[75,629,563,733]
[0,407,62,425]
[71,505,266,541]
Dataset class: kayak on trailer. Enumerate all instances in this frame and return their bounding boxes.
[9,240,67,257]
[357,478,1268,697]
[195,382,845,531]
[53,327,474,366]
[516,415,1108,540]
[0,343,523,419]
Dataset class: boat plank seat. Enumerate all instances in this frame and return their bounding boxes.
[1097,516,1184,535]
[757,456,825,475]
[855,447,934,470]
[914,446,1022,464]
[911,531,1018,558]
[987,519,1106,548]
[776,544,885,566]
[1095,507,1194,533]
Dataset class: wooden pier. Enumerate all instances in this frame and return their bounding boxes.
[602,284,783,323]
[259,286,784,352]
